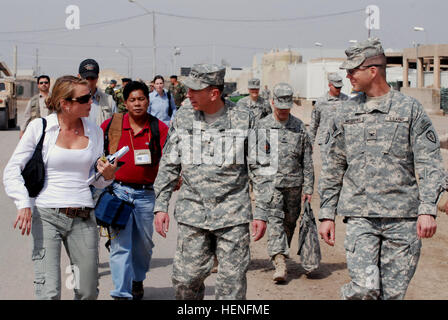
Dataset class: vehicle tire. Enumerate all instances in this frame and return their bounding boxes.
[8,109,17,129]
[0,108,8,130]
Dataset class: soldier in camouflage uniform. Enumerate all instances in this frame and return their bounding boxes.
[153,64,274,300]
[261,85,271,101]
[114,78,132,113]
[169,75,188,109]
[237,78,272,121]
[309,73,349,163]
[105,79,117,96]
[318,38,445,300]
[257,83,314,282]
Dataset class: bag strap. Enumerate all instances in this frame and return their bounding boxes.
[148,114,161,165]
[104,113,124,155]
[167,91,173,118]
[35,118,47,151]
[105,227,112,252]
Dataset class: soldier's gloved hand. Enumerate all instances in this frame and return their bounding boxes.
[251,219,266,241]
[417,214,437,239]
[155,211,170,238]
[319,219,335,246]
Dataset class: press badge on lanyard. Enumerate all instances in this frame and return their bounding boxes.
[129,131,151,165]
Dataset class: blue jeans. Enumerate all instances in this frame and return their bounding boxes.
[109,182,155,299]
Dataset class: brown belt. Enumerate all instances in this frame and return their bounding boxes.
[56,207,92,219]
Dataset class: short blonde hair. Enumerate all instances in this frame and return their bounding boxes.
[45,75,88,113]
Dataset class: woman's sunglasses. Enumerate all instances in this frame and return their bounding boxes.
[67,93,91,104]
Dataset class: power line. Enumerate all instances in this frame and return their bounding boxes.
[157,8,364,22]
[0,13,149,34]
[0,39,272,50]
[0,8,364,35]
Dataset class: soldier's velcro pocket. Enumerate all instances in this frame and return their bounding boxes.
[384,117,410,158]
[344,234,356,253]
[408,238,421,257]
[407,238,422,278]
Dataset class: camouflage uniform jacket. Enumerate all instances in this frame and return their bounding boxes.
[261,89,271,100]
[309,92,349,145]
[105,86,114,96]
[257,114,314,193]
[318,89,445,221]
[236,95,272,121]
[154,99,275,231]
[169,82,187,108]
[114,88,127,113]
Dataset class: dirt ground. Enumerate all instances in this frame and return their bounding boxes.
[244,105,448,300]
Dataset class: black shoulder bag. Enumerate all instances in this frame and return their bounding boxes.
[21,118,47,198]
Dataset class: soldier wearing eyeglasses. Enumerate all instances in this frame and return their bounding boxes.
[318,38,445,300]
[20,75,51,137]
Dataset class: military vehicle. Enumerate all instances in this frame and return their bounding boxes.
[0,62,17,130]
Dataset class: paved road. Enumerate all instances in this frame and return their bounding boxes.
[0,100,216,300]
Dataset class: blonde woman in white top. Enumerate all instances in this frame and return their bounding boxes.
[3,75,117,300]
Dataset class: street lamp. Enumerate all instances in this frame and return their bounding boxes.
[314,42,326,93]
[128,0,156,79]
[413,26,428,44]
[115,49,130,77]
[120,42,134,78]
[173,47,181,75]
[314,42,323,63]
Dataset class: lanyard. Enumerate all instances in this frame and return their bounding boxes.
[128,126,151,153]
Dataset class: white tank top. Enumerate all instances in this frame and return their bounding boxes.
[36,140,96,208]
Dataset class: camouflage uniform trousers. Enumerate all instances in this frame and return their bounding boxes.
[342,217,421,300]
[172,222,250,300]
[267,187,302,258]
[317,143,329,168]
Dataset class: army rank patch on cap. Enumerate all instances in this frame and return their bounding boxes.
[426,130,436,143]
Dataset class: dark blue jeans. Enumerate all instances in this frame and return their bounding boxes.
[109,182,155,299]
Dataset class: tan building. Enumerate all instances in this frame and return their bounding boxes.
[98,68,124,91]
[383,45,448,115]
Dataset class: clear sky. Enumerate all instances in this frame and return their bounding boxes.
[0,0,446,80]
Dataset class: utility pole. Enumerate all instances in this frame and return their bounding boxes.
[13,45,17,78]
[129,0,156,79]
[367,8,372,38]
[152,10,156,78]
[35,48,39,76]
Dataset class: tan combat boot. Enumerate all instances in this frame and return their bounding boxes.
[272,254,287,282]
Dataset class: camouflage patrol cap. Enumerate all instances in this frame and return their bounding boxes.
[340,38,385,70]
[110,79,117,84]
[248,78,261,89]
[183,64,226,90]
[327,73,343,88]
[273,83,294,109]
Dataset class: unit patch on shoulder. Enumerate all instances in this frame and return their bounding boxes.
[426,130,436,143]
